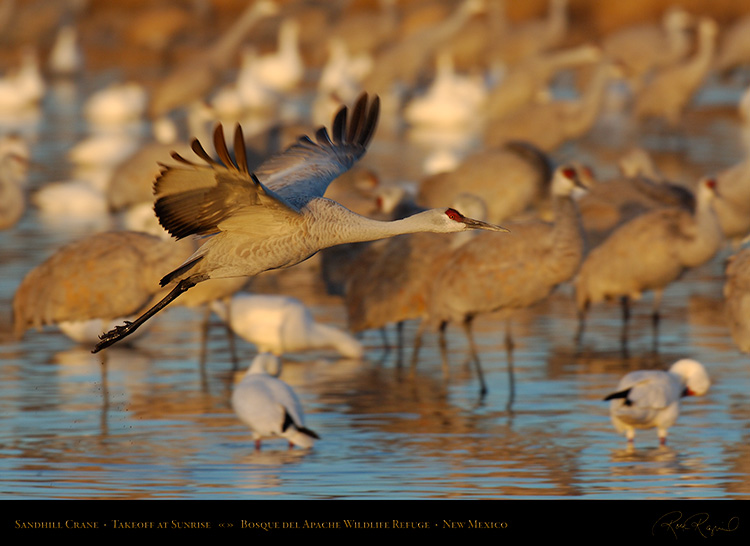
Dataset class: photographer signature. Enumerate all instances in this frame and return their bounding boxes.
[652,511,739,539]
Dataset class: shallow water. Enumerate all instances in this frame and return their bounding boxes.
[2,68,750,505]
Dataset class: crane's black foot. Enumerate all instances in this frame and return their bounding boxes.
[92,321,134,353]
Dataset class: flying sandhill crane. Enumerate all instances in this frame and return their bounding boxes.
[232,352,319,450]
[724,247,750,354]
[575,178,723,354]
[412,166,587,399]
[93,93,508,353]
[604,358,710,445]
[633,17,718,126]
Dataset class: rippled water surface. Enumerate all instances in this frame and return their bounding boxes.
[2,69,750,504]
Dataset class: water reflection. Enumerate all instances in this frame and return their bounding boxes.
[3,4,750,502]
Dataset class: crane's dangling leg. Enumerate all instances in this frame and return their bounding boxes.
[92,277,200,353]
[461,315,487,398]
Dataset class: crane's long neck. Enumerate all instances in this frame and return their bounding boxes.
[567,63,612,136]
[203,3,273,67]
[310,201,450,248]
[680,194,722,267]
[546,195,585,280]
[686,25,716,81]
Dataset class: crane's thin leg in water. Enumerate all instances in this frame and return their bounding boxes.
[438,320,450,376]
[461,316,487,398]
[223,297,239,370]
[620,295,631,357]
[395,321,405,367]
[651,289,663,354]
[92,277,198,353]
[409,324,423,374]
[575,303,588,350]
[504,320,515,412]
[199,305,211,368]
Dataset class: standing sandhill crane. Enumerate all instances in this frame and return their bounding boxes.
[13,231,195,345]
[488,0,569,68]
[724,247,750,354]
[412,166,587,399]
[416,140,553,225]
[484,43,601,121]
[361,0,485,102]
[484,60,619,152]
[344,193,489,360]
[211,293,363,359]
[604,358,710,445]
[93,94,508,353]
[148,0,279,118]
[575,178,723,354]
[711,158,750,244]
[714,13,750,74]
[601,6,693,90]
[232,352,319,450]
[12,231,247,365]
[0,133,29,230]
[633,17,718,126]
[577,158,695,248]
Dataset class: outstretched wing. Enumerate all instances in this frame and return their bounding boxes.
[254,92,380,207]
[152,93,380,240]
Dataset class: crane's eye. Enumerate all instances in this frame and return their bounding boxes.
[562,167,576,179]
[445,208,463,222]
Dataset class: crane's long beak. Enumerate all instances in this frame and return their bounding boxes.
[463,217,510,232]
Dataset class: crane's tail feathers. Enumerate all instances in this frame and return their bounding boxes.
[91,277,197,353]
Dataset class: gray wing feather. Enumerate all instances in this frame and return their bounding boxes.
[254,93,380,207]
[152,93,379,240]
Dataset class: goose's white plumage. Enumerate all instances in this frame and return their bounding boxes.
[93,93,507,353]
[0,48,44,113]
[231,352,319,449]
[604,358,710,445]
[212,293,363,359]
[83,82,148,125]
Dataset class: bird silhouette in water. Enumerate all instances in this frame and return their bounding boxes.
[93,93,508,353]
